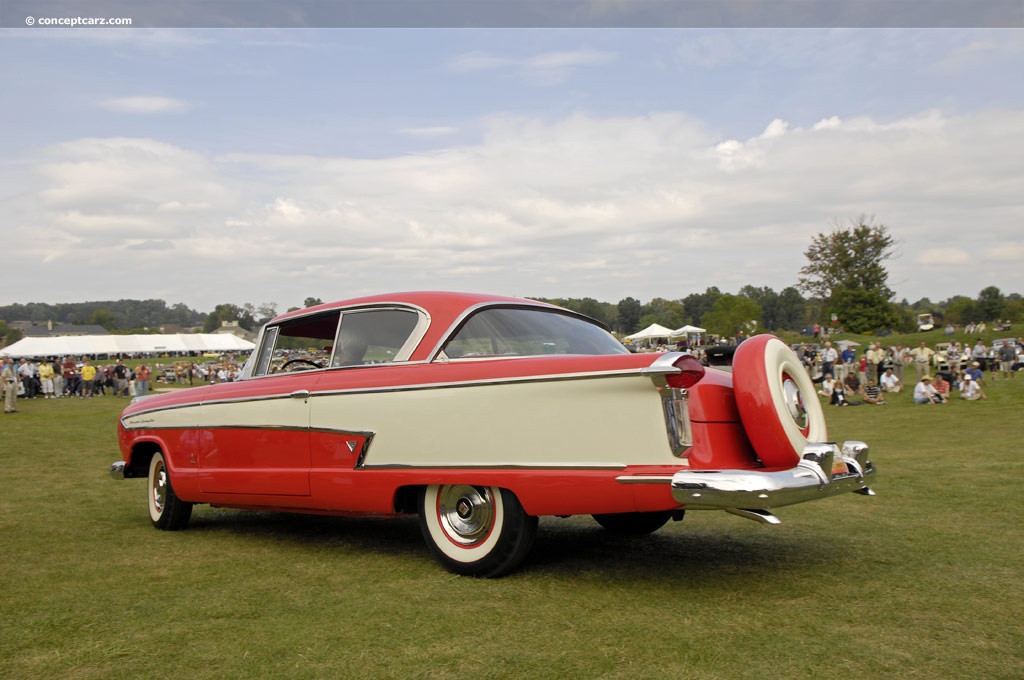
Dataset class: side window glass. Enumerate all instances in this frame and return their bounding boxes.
[331,309,420,367]
[251,312,341,377]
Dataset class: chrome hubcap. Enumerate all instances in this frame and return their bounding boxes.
[782,377,809,430]
[437,485,494,546]
[152,463,167,514]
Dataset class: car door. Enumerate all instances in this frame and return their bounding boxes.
[196,311,343,497]
[197,370,316,496]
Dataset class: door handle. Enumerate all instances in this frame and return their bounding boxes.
[290,389,310,399]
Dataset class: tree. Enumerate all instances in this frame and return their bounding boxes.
[682,287,721,325]
[87,309,118,331]
[738,285,807,332]
[616,297,642,334]
[304,297,323,308]
[203,303,244,333]
[702,294,762,337]
[639,298,686,331]
[976,286,1006,322]
[798,217,899,334]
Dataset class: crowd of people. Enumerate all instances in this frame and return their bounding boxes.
[803,335,1020,407]
[2,355,243,414]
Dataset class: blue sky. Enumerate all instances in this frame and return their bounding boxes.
[2,13,1023,314]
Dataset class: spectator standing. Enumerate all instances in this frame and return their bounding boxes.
[62,357,78,397]
[994,342,1015,381]
[840,344,856,381]
[113,359,129,397]
[971,339,988,371]
[38,360,55,398]
[17,359,37,399]
[892,344,908,382]
[913,375,944,404]
[866,342,885,384]
[2,356,19,413]
[80,358,96,398]
[910,341,935,380]
[821,341,838,380]
[136,364,151,397]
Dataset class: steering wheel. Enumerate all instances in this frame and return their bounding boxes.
[281,358,322,371]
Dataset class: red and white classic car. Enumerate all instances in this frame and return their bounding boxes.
[111,291,875,577]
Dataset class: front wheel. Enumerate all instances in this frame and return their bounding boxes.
[419,485,537,578]
[592,511,674,535]
[148,451,193,530]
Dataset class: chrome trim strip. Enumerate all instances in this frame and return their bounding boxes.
[357,463,628,471]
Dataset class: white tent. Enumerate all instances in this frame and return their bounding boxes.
[670,324,706,338]
[0,333,255,358]
[625,324,675,342]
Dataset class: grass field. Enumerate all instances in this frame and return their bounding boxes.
[1,374,1022,679]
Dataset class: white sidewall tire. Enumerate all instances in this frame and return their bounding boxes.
[148,452,168,524]
[734,335,828,467]
[422,484,505,563]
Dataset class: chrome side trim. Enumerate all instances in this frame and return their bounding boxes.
[357,463,628,471]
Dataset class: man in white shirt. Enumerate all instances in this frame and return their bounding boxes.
[880,368,902,393]
[913,375,943,404]
[959,374,987,401]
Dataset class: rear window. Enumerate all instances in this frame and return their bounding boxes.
[441,307,627,359]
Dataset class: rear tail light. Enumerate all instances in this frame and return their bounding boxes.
[666,354,705,389]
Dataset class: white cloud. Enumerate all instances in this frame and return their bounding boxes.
[448,49,616,85]
[397,126,458,138]
[6,108,1024,309]
[99,96,191,114]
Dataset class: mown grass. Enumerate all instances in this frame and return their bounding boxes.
[1,378,1022,679]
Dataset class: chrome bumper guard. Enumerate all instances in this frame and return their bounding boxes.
[618,441,875,523]
[109,461,126,480]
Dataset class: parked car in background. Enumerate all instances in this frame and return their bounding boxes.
[111,292,876,577]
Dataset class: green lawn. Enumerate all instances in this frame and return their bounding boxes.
[1,377,1022,679]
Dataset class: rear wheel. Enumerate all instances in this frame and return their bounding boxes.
[419,485,537,578]
[148,451,193,530]
[592,511,674,535]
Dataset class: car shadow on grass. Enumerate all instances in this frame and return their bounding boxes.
[180,507,847,582]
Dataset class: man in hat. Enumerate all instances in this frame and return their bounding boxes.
[966,361,984,383]
[913,375,943,404]
[959,373,987,401]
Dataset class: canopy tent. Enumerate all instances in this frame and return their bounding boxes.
[1,333,255,359]
[835,340,861,349]
[624,324,675,342]
[670,324,706,338]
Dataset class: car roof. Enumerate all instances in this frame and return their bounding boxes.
[267,291,570,362]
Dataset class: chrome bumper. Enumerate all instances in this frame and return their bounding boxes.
[109,461,126,480]
[619,441,875,524]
